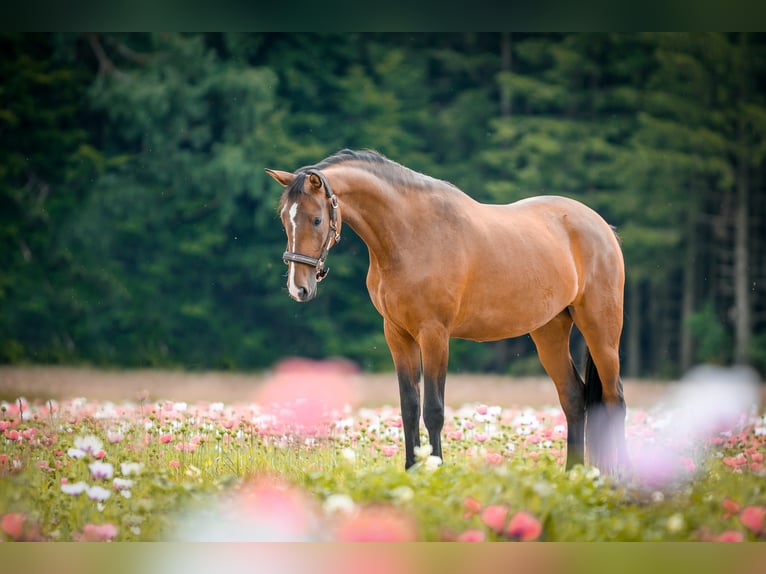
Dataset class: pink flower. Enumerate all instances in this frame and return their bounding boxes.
[485,452,503,465]
[380,444,398,457]
[78,522,118,542]
[463,496,482,518]
[526,433,542,444]
[169,460,181,468]
[722,498,741,519]
[457,529,486,542]
[4,429,21,441]
[476,405,489,416]
[1,512,26,540]
[447,430,463,441]
[474,432,489,443]
[480,504,508,533]
[505,510,543,541]
[159,433,173,444]
[335,505,417,542]
[714,530,744,542]
[740,506,766,534]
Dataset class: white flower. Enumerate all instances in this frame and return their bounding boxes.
[113,477,134,490]
[666,513,685,533]
[173,402,188,412]
[74,435,103,455]
[120,462,144,476]
[323,493,356,514]
[341,448,356,462]
[86,485,111,501]
[390,485,414,502]
[414,444,433,460]
[61,481,88,496]
[89,461,114,480]
[67,448,86,460]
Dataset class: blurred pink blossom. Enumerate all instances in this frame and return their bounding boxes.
[1,512,26,540]
[714,530,745,542]
[740,506,766,535]
[457,529,486,542]
[335,505,417,542]
[78,522,118,542]
[480,504,508,533]
[505,510,543,541]
[257,358,359,435]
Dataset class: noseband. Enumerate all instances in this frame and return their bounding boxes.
[282,170,341,282]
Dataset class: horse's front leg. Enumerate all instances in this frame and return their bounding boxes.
[384,320,422,470]
[420,329,449,464]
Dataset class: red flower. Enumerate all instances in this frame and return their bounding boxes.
[1,512,26,540]
[714,530,744,542]
[462,496,482,518]
[480,504,508,533]
[722,497,741,519]
[505,510,543,541]
[740,506,766,535]
[457,529,486,542]
[4,429,21,441]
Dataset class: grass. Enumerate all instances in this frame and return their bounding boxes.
[1,364,765,542]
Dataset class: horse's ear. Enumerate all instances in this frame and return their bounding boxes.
[308,172,323,192]
[265,169,295,187]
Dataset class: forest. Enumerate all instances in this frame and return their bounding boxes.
[1,33,765,378]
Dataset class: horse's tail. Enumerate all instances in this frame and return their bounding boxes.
[583,347,606,469]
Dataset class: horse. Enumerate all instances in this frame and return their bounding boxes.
[266,149,628,473]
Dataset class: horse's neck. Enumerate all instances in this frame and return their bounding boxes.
[328,167,412,265]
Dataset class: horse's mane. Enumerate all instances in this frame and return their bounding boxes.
[280,149,458,210]
[308,149,458,192]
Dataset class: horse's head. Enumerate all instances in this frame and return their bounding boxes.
[266,167,341,302]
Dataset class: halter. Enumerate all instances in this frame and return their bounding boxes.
[282,170,341,282]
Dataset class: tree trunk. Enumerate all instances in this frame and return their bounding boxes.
[734,32,751,365]
[680,195,698,371]
[626,279,642,378]
[500,32,512,117]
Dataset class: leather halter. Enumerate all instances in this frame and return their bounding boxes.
[282,170,341,282]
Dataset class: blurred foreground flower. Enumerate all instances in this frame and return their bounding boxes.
[334,504,417,541]
[173,476,321,541]
[257,358,359,435]
[77,522,118,542]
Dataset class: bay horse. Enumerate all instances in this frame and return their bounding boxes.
[266,149,628,473]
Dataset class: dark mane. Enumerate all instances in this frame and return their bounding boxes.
[305,149,458,192]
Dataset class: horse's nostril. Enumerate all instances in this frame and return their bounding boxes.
[296,286,308,299]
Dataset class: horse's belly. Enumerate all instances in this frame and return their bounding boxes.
[450,313,542,342]
[450,283,569,341]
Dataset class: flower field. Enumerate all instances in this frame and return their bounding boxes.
[1,361,765,542]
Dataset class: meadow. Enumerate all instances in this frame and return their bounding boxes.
[1,361,765,543]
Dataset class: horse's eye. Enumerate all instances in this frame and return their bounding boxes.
[313,217,322,226]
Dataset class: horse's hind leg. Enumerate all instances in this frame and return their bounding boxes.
[570,298,629,473]
[384,320,422,470]
[530,310,585,469]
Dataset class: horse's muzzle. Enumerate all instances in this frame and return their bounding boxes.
[290,283,317,302]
